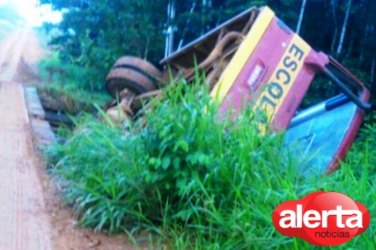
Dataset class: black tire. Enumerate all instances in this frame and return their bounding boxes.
[113,56,162,80]
[105,68,154,97]
[105,56,163,97]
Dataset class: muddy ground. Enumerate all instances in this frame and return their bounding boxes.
[0,28,135,250]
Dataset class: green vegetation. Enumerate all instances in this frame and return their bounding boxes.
[37,0,376,118]
[37,52,110,114]
[46,82,376,249]
[38,0,376,248]
[41,0,376,95]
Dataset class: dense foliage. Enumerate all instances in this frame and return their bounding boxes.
[41,0,376,92]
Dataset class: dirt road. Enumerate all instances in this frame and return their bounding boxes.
[0,29,133,250]
[0,28,52,249]
[0,29,43,82]
[0,82,52,250]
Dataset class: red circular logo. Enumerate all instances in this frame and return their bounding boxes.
[272,191,370,246]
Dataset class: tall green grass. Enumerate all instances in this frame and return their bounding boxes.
[45,80,376,249]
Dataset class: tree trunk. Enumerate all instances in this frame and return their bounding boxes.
[164,1,176,58]
[201,0,208,35]
[336,0,352,56]
[330,0,338,22]
[371,58,375,84]
[330,0,338,54]
[178,0,197,49]
[344,35,354,60]
[144,37,150,59]
[330,29,338,54]
[296,0,308,34]
[358,23,370,65]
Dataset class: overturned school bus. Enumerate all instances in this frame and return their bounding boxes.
[104,6,373,175]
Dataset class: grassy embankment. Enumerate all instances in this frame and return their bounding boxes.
[45,77,376,249]
[36,52,110,114]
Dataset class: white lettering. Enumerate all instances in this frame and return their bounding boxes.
[303,210,320,228]
[279,210,296,228]
[278,205,363,229]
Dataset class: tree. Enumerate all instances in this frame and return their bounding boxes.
[165,0,176,57]
[41,0,169,90]
[296,0,307,34]
[42,0,376,92]
[336,0,352,56]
